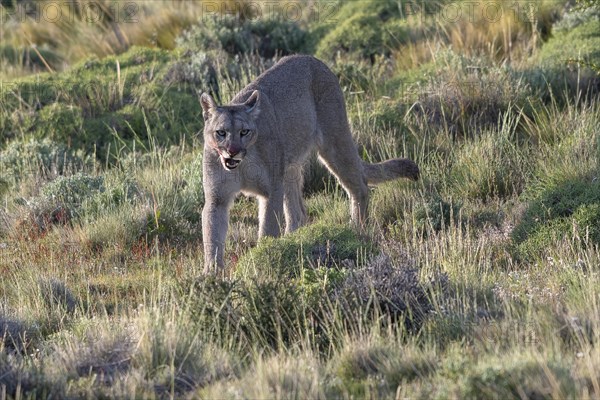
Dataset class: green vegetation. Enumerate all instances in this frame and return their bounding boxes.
[178,13,311,58]
[1,0,600,398]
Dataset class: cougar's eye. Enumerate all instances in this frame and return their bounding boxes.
[215,130,227,138]
[240,129,251,137]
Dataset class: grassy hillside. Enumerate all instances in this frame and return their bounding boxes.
[1,0,600,398]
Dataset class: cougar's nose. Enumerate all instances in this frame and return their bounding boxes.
[227,147,240,157]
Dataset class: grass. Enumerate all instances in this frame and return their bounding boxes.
[1,0,600,398]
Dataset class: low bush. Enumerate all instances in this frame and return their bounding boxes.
[409,51,534,138]
[0,138,83,187]
[34,103,84,144]
[0,315,34,352]
[201,355,323,399]
[235,222,374,280]
[447,121,531,201]
[413,195,462,234]
[514,176,600,259]
[333,253,443,330]
[194,246,440,350]
[39,174,105,221]
[0,351,56,398]
[0,47,201,162]
[448,352,575,399]
[315,0,413,61]
[333,340,435,396]
[513,102,599,259]
[31,173,141,225]
[178,14,310,58]
[530,16,600,100]
[0,44,62,72]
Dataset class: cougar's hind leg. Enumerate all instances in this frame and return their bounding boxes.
[313,71,370,225]
[316,124,369,225]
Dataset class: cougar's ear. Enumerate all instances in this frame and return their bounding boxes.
[200,92,218,121]
[244,90,261,118]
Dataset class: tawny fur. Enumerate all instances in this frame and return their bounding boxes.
[200,55,419,272]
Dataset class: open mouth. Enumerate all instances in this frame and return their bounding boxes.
[222,157,242,170]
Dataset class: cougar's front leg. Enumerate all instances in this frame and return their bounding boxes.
[202,154,238,274]
[258,186,284,238]
[202,197,232,273]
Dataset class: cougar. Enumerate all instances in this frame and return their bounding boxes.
[200,55,419,272]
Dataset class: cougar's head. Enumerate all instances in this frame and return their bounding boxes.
[200,91,261,171]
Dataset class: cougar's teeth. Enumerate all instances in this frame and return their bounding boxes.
[223,158,241,170]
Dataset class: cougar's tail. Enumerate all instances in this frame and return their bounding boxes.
[363,158,420,186]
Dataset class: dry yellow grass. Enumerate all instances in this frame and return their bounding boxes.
[392,0,561,70]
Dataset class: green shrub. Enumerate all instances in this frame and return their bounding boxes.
[0,315,34,353]
[515,178,600,259]
[452,353,575,399]
[448,124,530,201]
[414,196,462,234]
[25,172,142,235]
[0,44,61,73]
[239,278,311,347]
[553,5,600,32]
[524,178,600,229]
[192,272,324,349]
[0,138,83,186]
[162,50,221,99]
[317,13,387,61]
[333,253,441,330]
[82,204,146,250]
[136,151,203,243]
[131,312,232,396]
[315,0,415,61]
[517,189,600,259]
[127,83,202,146]
[193,225,440,348]
[0,47,199,162]
[232,223,366,346]
[201,355,323,399]
[330,61,372,93]
[40,173,105,218]
[181,151,204,210]
[82,176,141,220]
[368,184,415,230]
[35,103,84,144]
[530,18,600,100]
[334,341,434,396]
[235,222,374,280]
[370,188,461,236]
[177,14,310,58]
[356,97,412,136]
[513,100,599,259]
[195,252,436,350]
[410,51,533,138]
[368,100,406,129]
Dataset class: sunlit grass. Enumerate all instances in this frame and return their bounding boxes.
[2,0,600,398]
